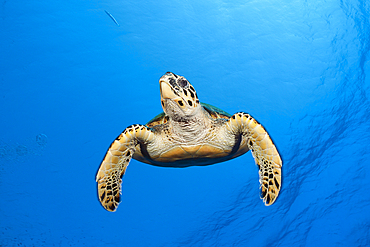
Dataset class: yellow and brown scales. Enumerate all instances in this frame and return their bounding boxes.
[96,72,282,212]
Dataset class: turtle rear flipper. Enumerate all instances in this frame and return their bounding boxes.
[96,124,155,212]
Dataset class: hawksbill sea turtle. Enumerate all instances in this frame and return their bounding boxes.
[96,72,282,212]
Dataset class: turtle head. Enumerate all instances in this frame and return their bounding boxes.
[159,72,201,120]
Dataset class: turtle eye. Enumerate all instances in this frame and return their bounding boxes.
[178,79,188,88]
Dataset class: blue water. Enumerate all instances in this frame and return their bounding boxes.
[1,0,370,246]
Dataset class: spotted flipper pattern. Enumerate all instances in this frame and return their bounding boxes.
[96,124,155,211]
[227,112,282,205]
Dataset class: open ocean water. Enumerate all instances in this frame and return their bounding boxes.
[1,0,370,246]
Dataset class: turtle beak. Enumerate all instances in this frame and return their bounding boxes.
[160,80,178,100]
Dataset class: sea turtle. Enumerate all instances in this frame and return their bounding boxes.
[96,72,282,212]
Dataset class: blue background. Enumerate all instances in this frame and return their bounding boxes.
[1,0,370,246]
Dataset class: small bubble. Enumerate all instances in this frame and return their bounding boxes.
[16,145,28,156]
[36,134,48,147]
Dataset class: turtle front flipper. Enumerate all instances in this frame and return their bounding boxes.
[227,113,282,206]
[96,124,155,212]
